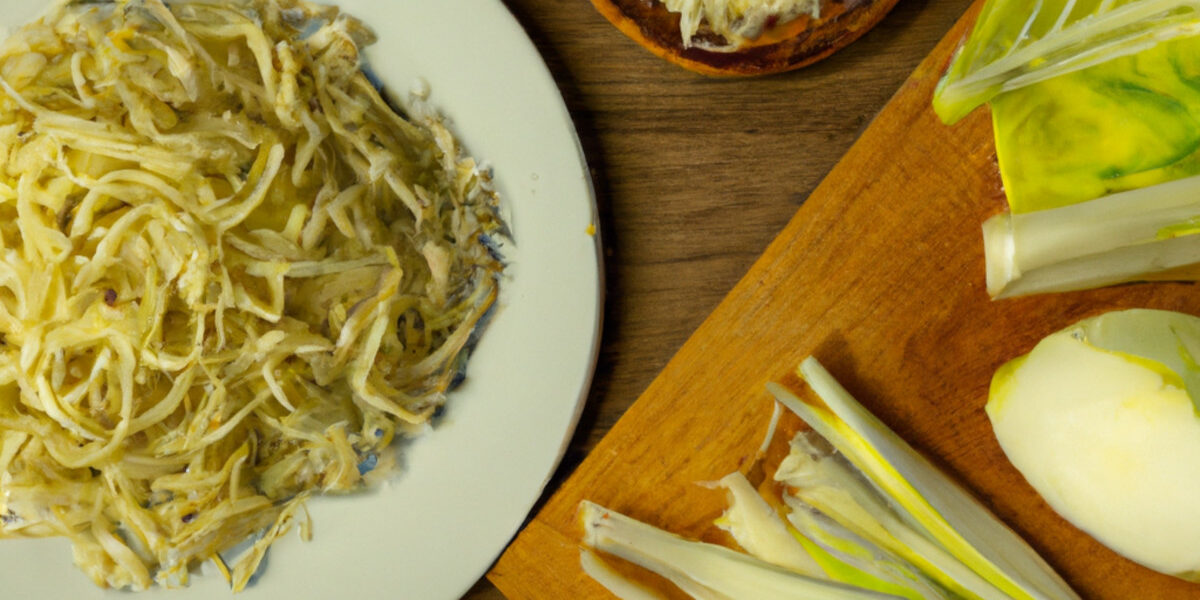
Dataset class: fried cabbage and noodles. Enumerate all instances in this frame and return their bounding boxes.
[0,0,506,591]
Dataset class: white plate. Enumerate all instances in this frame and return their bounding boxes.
[0,1,602,599]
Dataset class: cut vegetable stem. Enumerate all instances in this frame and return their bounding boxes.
[580,501,902,600]
[982,174,1200,297]
[769,358,1079,600]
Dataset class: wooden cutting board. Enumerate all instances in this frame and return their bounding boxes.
[489,2,1200,598]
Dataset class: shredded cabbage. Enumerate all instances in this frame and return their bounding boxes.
[0,0,505,591]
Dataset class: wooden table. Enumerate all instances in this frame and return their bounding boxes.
[465,0,978,597]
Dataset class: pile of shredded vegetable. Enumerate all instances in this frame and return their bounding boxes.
[0,0,505,591]
[663,0,820,48]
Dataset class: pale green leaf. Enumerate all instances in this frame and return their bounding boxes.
[933,0,1200,124]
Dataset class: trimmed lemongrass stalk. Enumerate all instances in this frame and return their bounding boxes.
[579,500,902,600]
[782,495,951,600]
[768,357,1079,600]
[713,472,826,577]
[777,434,1001,600]
[981,174,1200,298]
[717,469,948,600]
[579,548,670,600]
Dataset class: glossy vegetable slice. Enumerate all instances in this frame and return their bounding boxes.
[991,34,1200,213]
[933,0,1200,124]
[988,309,1200,578]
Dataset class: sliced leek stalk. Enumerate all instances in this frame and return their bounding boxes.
[579,500,901,600]
[577,357,1077,600]
[580,548,670,600]
[768,357,1080,600]
[781,492,951,600]
[776,434,994,599]
[718,467,950,600]
[981,174,1200,298]
[714,472,826,578]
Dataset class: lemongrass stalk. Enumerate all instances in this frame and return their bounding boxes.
[776,435,1004,600]
[579,501,902,600]
[714,472,825,577]
[982,174,1200,298]
[783,498,951,600]
[717,469,947,600]
[768,357,1079,600]
[579,548,670,600]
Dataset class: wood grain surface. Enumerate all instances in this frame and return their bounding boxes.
[465,0,1200,598]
